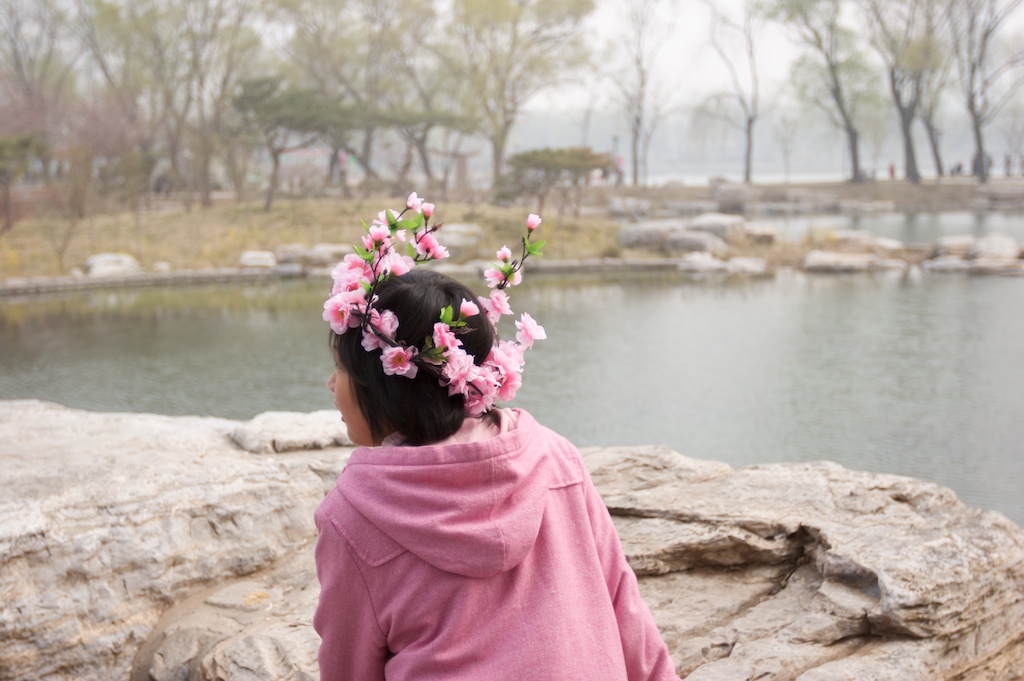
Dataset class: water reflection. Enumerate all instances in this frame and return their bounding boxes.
[1,273,1022,526]
[764,210,1024,243]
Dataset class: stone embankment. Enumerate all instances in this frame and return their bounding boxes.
[3,400,1024,680]
[618,212,1024,276]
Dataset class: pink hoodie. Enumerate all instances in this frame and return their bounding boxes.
[314,409,679,680]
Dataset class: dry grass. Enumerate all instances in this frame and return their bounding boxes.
[0,196,622,278]
[0,179,1001,279]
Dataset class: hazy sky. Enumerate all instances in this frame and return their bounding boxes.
[519,0,1024,182]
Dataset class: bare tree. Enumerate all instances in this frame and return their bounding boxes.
[0,0,79,176]
[698,0,770,184]
[1001,101,1024,174]
[766,0,875,182]
[859,0,945,183]
[917,3,954,177]
[771,109,801,182]
[446,0,595,186]
[609,0,675,186]
[946,0,1024,182]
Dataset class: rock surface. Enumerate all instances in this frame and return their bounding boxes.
[3,401,1024,681]
[230,410,352,453]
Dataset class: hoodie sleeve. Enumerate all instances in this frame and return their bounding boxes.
[313,507,388,681]
[582,473,681,681]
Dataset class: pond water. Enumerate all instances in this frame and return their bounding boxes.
[2,270,1022,527]
[760,210,1024,244]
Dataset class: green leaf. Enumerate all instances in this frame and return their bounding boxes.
[396,213,424,231]
[527,239,545,256]
[386,209,397,226]
[354,244,374,261]
[439,305,454,325]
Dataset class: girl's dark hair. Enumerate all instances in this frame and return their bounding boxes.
[330,268,496,446]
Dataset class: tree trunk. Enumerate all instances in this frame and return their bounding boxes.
[630,117,641,187]
[199,138,213,207]
[743,116,754,184]
[264,151,281,212]
[845,125,863,183]
[413,131,435,189]
[2,182,11,234]
[898,106,921,183]
[490,126,511,189]
[969,103,988,183]
[922,116,945,178]
[361,127,377,190]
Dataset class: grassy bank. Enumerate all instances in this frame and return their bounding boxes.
[0,197,624,279]
[0,179,1008,279]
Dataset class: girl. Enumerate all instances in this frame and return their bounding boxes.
[314,195,680,680]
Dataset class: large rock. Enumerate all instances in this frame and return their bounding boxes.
[969,232,1021,260]
[84,252,142,277]
[618,220,684,250]
[666,230,729,257]
[688,212,747,243]
[3,402,1024,681]
[0,400,342,681]
[231,410,352,453]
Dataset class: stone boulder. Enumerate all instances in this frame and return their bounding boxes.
[969,232,1021,260]
[4,402,1024,681]
[934,234,976,258]
[922,255,972,273]
[727,257,769,276]
[676,252,730,273]
[609,196,653,219]
[237,250,277,269]
[618,220,684,250]
[231,410,353,453]
[666,230,729,257]
[0,400,343,681]
[84,252,142,277]
[688,212,747,243]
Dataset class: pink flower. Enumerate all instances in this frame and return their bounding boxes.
[415,231,440,257]
[331,255,370,294]
[381,346,418,378]
[407,192,423,211]
[442,348,478,396]
[489,340,524,375]
[496,246,512,262]
[527,214,542,231]
[422,202,434,217]
[484,267,506,288]
[459,299,479,318]
[375,210,397,227]
[362,309,399,351]
[496,368,522,402]
[489,289,513,316]
[429,242,449,260]
[432,322,460,352]
[515,312,546,348]
[478,289,512,325]
[376,251,415,276]
[323,290,365,334]
[368,223,390,243]
[463,368,499,417]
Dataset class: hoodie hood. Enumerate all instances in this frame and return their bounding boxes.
[337,409,582,578]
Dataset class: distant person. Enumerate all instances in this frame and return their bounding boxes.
[314,197,681,681]
[889,162,896,180]
[1006,153,1013,177]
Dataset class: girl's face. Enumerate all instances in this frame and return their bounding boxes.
[328,363,374,447]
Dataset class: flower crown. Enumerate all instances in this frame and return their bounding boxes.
[322,192,546,417]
